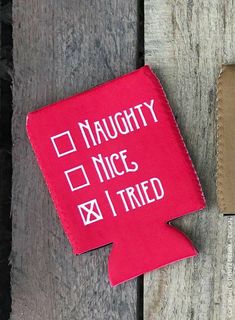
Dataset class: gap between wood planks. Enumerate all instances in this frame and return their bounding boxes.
[0,0,12,319]
[137,0,144,319]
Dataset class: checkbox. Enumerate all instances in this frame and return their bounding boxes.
[51,131,76,157]
[64,165,90,191]
[77,199,103,225]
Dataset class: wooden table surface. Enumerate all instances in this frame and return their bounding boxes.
[10,1,235,319]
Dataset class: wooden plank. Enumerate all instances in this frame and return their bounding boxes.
[144,1,235,319]
[11,1,138,319]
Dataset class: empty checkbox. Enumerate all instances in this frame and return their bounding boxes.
[64,165,90,191]
[51,131,76,157]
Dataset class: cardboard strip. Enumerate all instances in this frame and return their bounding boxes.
[217,65,235,214]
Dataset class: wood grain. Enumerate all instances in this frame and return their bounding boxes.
[144,1,235,319]
[11,1,138,319]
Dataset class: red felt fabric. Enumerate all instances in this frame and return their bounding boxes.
[26,66,206,286]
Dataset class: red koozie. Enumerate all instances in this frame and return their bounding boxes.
[26,65,206,286]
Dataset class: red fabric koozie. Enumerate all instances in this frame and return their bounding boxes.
[26,66,206,286]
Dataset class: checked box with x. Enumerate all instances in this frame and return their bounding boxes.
[77,199,103,226]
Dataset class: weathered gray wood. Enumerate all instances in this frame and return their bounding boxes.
[144,1,235,319]
[11,1,138,319]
